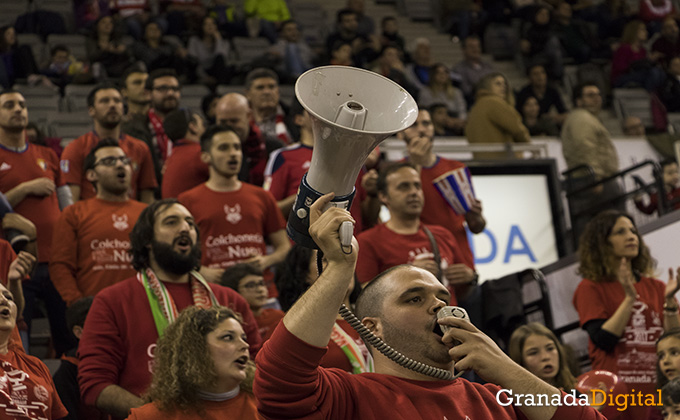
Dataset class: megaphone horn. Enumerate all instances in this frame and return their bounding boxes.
[287,66,418,249]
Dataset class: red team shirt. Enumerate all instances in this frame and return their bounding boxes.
[356,223,464,303]
[161,140,209,198]
[264,143,367,232]
[0,143,63,262]
[49,198,148,305]
[178,183,286,296]
[60,132,158,200]
[419,157,475,269]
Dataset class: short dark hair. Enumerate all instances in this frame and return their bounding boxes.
[428,103,448,115]
[200,124,237,152]
[87,82,121,108]
[220,263,263,291]
[278,19,296,32]
[121,63,148,85]
[244,67,279,90]
[145,68,179,91]
[662,378,680,407]
[129,198,198,270]
[0,88,21,98]
[336,8,356,23]
[66,296,94,331]
[84,138,122,172]
[163,108,193,142]
[572,82,599,105]
[525,62,546,77]
[50,44,69,57]
[381,16,396,26]
[661,157,678,169]
[376,161,418,194]
[355,264,409,320]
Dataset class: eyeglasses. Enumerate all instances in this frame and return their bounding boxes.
[153,85,181,93]
[241,280,267,290]
[94,156,131,167]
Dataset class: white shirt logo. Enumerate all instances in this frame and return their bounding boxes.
[224,204,242,224]
[112,214,129,231]
[0,162,11,171]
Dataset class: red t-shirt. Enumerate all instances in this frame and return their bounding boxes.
[127,392,260,420]
[0,348,68,419]
[0,240,25,351]
[161,140,209,198]
[356,223,463,303]
[255,308,284,342]
[573,276,665,418]
[263,144,366,232]
[49,198,147,305]
[60,132,158,200]
[419,157,475,269]
[0,143,63,262]
[178,183,286,296]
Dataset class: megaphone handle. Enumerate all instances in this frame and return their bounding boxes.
[339,221,354,249]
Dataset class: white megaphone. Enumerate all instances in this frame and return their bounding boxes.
[288,66,418,249]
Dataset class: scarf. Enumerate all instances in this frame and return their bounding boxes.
[148,108,172,162]
[274,106,292,145]
[138,268,219,336]
[643,0,672,15]
[330,322,374,374]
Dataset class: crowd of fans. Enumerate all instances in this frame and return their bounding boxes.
[0,0,679,419]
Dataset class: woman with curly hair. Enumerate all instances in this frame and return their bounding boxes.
[274,245,372,374]
[572,210,680,420]
[508,323,577,391]
[126,306,259,419]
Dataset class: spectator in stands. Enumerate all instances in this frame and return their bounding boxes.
[273,244,370,373]
[121,64,150,121]
[0,282,67,419]
[270,20,315,83]
[255,194,607,420]
[122,68,182,184]
[346,0,375,36]
[61,83,157,203]
[0,89,74,356]
[561,83,623,239]
[86,15,134,80]
[245,68,291,145]
[328,40,354,66]
[73,0,110,30]
[263,99,378,232]
[401,109,484,284]
[634,157,680,214]
[78,198,262,419]
[379,16,406,52]
[552,1,598,64]
[452,36,495,103]
[161,109,208,198]
[440,0,486,42]
[662,378,680,419]
[518,95,559,136]
[187,16,232,86]
[520,6,564,81]
[202,92,220,125]
[207,0,248,38]
[508,323,578,392]
[640,0,677,32]
[417,63,467,134]
[52,296,96,420]
[326,9,379,68]
[355,162,474,304]
[652,16,680,64]
[244,0,291,43]
[160,0,205,38]
[221,263,283,342]
[25,121,63,157]
[465,72,530,160]
[215,93,273,186]
[515,63,568,126]
[0,26,44,89]
[429,103,459,136]
[405,38,433,92]
[42,45,92,90]
[126,306,259,419]
[51,139,148,305]
[660,56,680,111]
[178,125,290,293]
[132,21,197,82]
[573,210,680,420]
[371,44,418,98]
[611,20,665,91]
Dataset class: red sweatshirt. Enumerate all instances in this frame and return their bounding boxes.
[254,324,607,420]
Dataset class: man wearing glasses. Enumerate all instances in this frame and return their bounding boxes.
[50,139,147,306]
[60,83,157,204]
[122,68,182,186]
